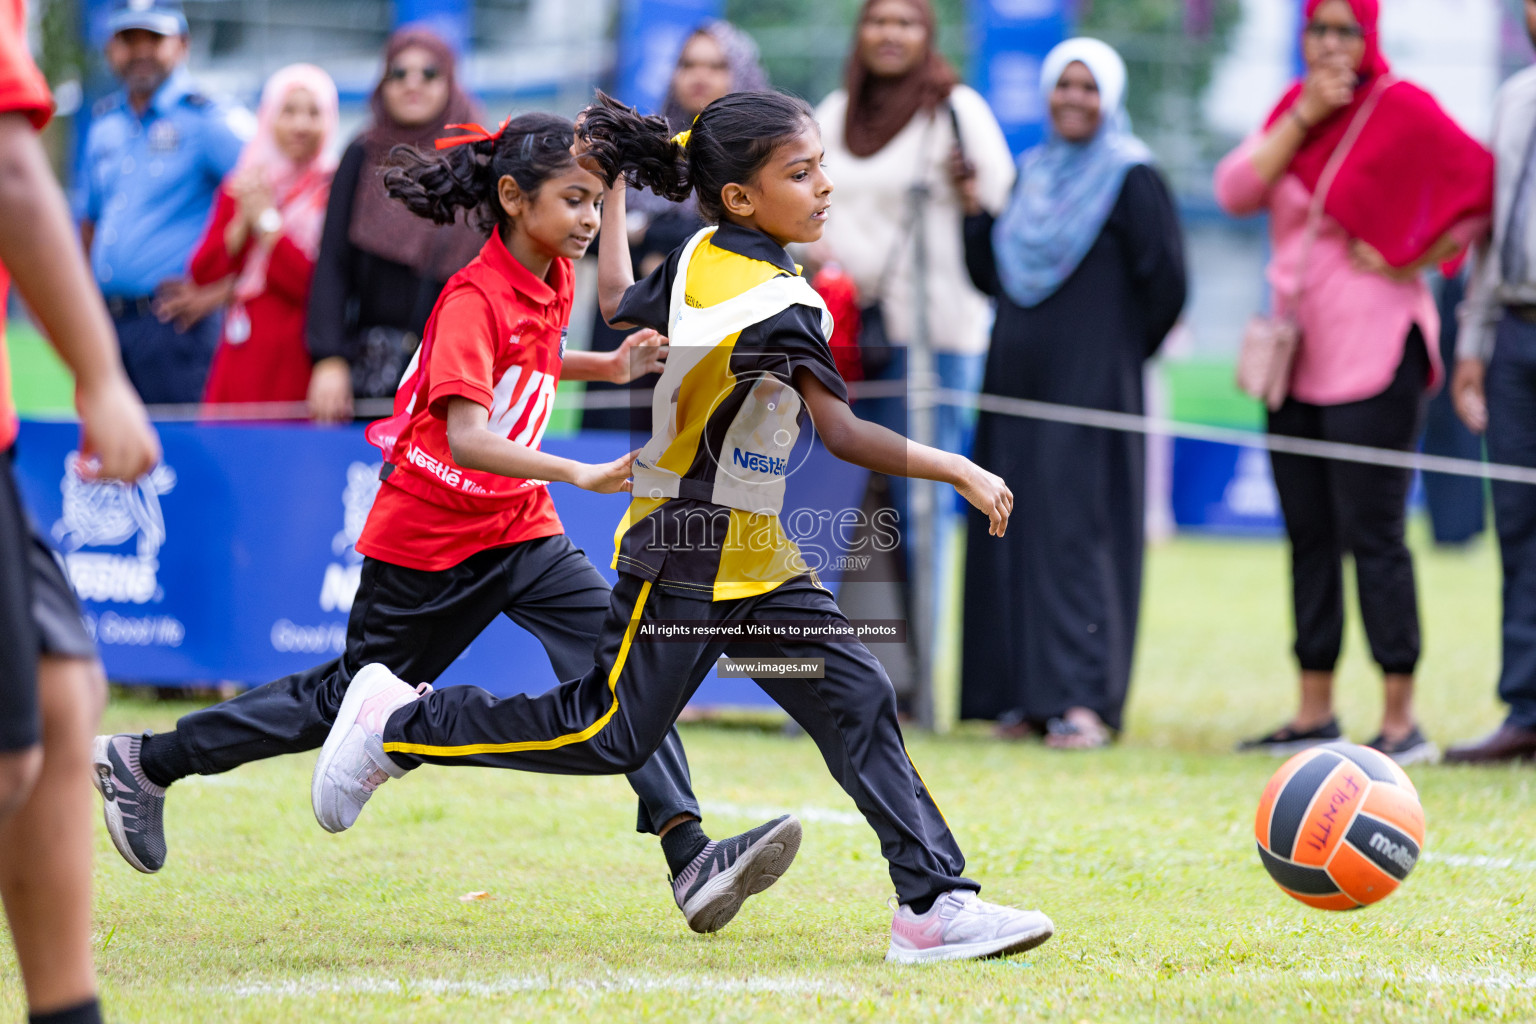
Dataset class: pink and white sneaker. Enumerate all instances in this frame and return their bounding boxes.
[311,664,430,833]
[886,890,1054,964]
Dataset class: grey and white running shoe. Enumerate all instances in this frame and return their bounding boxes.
[886,890,1054,964]
[91,733,167,873]
[671,814,802,933]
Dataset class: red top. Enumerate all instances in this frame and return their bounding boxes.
[191,186,317,405]
[0,0,53,451]
[357,235,570,571]
[1262,0,1492,269]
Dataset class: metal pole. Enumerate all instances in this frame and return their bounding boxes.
[906,180,938,731]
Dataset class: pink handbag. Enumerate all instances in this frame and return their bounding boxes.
[1236,77,1393,411]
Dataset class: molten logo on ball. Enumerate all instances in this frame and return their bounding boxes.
[1253,741,1426,910]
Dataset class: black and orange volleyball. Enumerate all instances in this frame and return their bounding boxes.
[1254,742,1426,910]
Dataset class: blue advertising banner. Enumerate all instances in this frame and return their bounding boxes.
[11,422,869,705]
[612,0,722,114]
[1170,438,1283,536]
[395,0,472,53]
[968,0,1068,154]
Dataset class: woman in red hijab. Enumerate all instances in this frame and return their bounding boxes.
[1214,0,1492,766]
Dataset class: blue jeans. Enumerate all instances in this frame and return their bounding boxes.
[1485,313,1536,729]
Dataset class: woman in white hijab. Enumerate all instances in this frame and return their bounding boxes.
[955,38,1187,748]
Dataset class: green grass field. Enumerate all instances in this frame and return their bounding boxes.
[2,527,1533,1022]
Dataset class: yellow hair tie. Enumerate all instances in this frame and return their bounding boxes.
[671,129,692,150]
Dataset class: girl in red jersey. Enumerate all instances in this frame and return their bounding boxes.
[93,113,801,935]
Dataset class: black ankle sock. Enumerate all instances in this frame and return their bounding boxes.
[139,731,192,788]
[30,997,102,1024]
[906,894,939,916]
[660,820,710,876]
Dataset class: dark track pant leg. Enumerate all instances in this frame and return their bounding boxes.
[1487,315,1536,730]
[733,587,976,906]
[1270,400,1345,672]
[176,552,514,775]
[383,576,725,780]
[501,538,699,833]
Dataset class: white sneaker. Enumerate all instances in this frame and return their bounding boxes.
[885,890,1054,964]
[311,664,429,833]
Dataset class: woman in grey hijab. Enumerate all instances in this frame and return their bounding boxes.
[584,21,770,430]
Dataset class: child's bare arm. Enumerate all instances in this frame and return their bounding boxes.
[560,328,667,383]
[443,397,636,493]
[794,367,1013,537]
[596,177,637,327]
[0,113,158,481]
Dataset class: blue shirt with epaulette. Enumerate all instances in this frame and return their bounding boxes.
[75,66,248,297]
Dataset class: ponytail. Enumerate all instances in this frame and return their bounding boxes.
[383,112,581,235]
[579,89,815,224]
[384,137,494,227]
[578,92,691,204]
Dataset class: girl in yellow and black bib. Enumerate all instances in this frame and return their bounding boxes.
[313,90,1055,964]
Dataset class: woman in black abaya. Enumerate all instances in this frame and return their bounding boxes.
[955,38,1186,748]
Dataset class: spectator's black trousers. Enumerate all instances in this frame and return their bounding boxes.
[174,536,698,834]
[1267,329,1430,676]
[382,574,978,906]
[1484,313,1536,730]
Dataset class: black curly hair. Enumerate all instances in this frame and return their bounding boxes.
[383,112,580,235]
[577,89,817,224]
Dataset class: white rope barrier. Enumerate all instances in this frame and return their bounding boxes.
[931,387,1536,486]
[55,378,1527,486]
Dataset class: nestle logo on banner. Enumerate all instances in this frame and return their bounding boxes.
[732,448,787,476]
[52,454,176,605]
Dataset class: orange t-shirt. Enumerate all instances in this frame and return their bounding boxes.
[356,236,572,571]
[0,0,53,451]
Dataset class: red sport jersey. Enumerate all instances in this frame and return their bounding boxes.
[357,235,573,571]
[0,0,54,451]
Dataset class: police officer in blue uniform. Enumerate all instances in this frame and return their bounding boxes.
[75,0,247,404]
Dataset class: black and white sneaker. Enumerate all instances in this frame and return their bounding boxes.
[91,733,167,873]
[1365,725,1440,766]
[1236,717,1343,756]
[670,814,801,934]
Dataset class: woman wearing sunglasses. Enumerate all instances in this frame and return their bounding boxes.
[304,26,484,422]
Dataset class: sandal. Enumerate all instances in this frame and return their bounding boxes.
[993,709,1038,741]
[1044,714,1110,750]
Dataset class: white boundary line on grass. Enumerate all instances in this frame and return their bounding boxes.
[1286,967,1536,991]
[1422,851,1536,872]
[219,972,844,999]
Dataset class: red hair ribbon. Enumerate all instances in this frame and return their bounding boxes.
[435,116,511,150]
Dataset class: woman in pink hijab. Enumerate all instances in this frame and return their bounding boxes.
[192,63,339,407]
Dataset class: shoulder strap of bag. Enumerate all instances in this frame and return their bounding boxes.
[1287,74,1395,314]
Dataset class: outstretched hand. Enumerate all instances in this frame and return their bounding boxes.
[571,449,640,494]
[954,460,1013,537]
[611,328,668,382]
